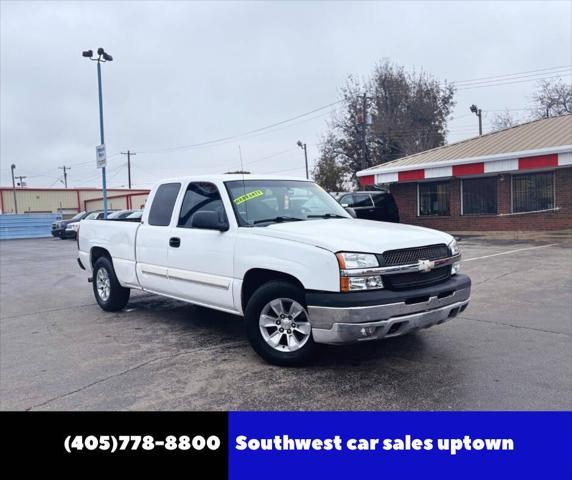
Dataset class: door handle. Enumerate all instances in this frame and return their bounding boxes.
[169,237,181,248]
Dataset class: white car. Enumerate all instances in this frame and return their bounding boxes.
[77,175,471,366]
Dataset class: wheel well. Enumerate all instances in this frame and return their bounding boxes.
[90,246,112,267]
[241,268,304,311]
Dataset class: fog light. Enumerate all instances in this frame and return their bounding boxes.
[360,327,376,337]
[451,262,461,275]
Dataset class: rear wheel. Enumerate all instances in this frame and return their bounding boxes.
[245,281,316,366]
[92,257,130,311]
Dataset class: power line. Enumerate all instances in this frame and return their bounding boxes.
[454,69,571,87]
[457,73,571,90]
[137,100,343,155]
[453,64,572,84]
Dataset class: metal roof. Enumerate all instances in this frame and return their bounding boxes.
[359,114,572,175]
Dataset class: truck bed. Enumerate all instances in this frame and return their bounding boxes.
[78,219,141,287]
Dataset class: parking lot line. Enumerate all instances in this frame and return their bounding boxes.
[463,244,558,262]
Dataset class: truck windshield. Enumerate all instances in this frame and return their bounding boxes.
[225,179,350,226]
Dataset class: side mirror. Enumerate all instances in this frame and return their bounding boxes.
[191,211,229,231]
[344,207,357,218]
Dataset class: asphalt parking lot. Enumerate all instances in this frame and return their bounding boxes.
[0,236,570,411]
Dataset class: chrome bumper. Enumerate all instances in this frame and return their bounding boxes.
[308,286,470,345]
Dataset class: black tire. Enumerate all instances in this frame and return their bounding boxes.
[245,280,316,366]
[92,256,130,312]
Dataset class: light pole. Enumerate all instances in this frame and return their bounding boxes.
[10,164,18,214]
[470,104,483,136]
[83,47,113,218]
[297,140,309,179]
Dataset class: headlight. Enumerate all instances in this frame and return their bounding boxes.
[448,238,460,256]
[336,252,378,269]
[336,252,383,292]
[448,239,461,275]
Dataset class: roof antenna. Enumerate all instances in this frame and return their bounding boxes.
[239,145,250,225]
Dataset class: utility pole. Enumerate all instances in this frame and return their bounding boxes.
[58,166,70,188]
[470,104,483,136]
[120,150,136,189]
[15,175,27,187]
[10,164,18,214]
[83,47,113,218]
[296,141,309,179]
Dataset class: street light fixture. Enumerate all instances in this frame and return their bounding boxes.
[82,47,113,218]
[470,104,483,136]
[297,140,309,179]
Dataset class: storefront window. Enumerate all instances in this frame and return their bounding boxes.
[418,181,450,216]
[512,172,554,213]
[462,177,498,215]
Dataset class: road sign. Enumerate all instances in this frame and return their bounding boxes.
[96,144,107,169]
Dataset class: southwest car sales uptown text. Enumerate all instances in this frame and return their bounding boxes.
[235,435,515,456]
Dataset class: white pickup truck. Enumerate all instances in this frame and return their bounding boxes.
[78,175,471,365]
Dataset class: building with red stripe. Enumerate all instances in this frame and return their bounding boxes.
[356,115,572,232]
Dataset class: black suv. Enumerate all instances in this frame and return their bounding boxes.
[338,190,399,223]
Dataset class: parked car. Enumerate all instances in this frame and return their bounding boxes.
[107,209,143,220]
[338,190,400,223]
[63,210,116,239]
[125,210,144,221]
[51,211,89,238]
[78,175,470,366]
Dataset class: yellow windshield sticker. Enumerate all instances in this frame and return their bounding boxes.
[234,189,264,205]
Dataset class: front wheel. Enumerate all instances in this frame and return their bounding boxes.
[245,281,316,366]
[92,257,130,311]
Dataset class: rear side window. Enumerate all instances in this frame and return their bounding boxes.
[148,183,181,226]
[353,194,373,207]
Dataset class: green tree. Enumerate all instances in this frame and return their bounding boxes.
[312,133,349,191]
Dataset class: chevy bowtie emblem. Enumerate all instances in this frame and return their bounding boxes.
[418,259,435,272]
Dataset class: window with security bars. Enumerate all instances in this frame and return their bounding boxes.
[418,181,450,216]
[512,172,554,213]
[462,177,498,215]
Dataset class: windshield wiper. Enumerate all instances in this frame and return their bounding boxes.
[253,216,305,225]
[307,213,347,219]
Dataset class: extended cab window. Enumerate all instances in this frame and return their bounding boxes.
[148,183,181,226]
[178,182,227,228]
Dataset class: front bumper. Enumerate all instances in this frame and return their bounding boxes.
[307,274,471,344]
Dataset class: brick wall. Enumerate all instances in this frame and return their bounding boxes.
[390,166,572,231]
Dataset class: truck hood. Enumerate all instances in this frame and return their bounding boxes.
[249,219,453,253]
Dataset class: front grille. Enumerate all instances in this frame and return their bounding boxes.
[380,244,449,266]
[383,266,451,290]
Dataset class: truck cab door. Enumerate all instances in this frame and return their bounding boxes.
[167,181,236,311]
[136,182,182,294]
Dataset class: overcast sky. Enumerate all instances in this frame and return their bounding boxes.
[1,0,571,189]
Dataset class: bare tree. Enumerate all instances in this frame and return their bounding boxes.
[532,79,572,118]
[321,61,455,182]
[491,109,517,131]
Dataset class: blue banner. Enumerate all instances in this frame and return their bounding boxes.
[229,412,571,479]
